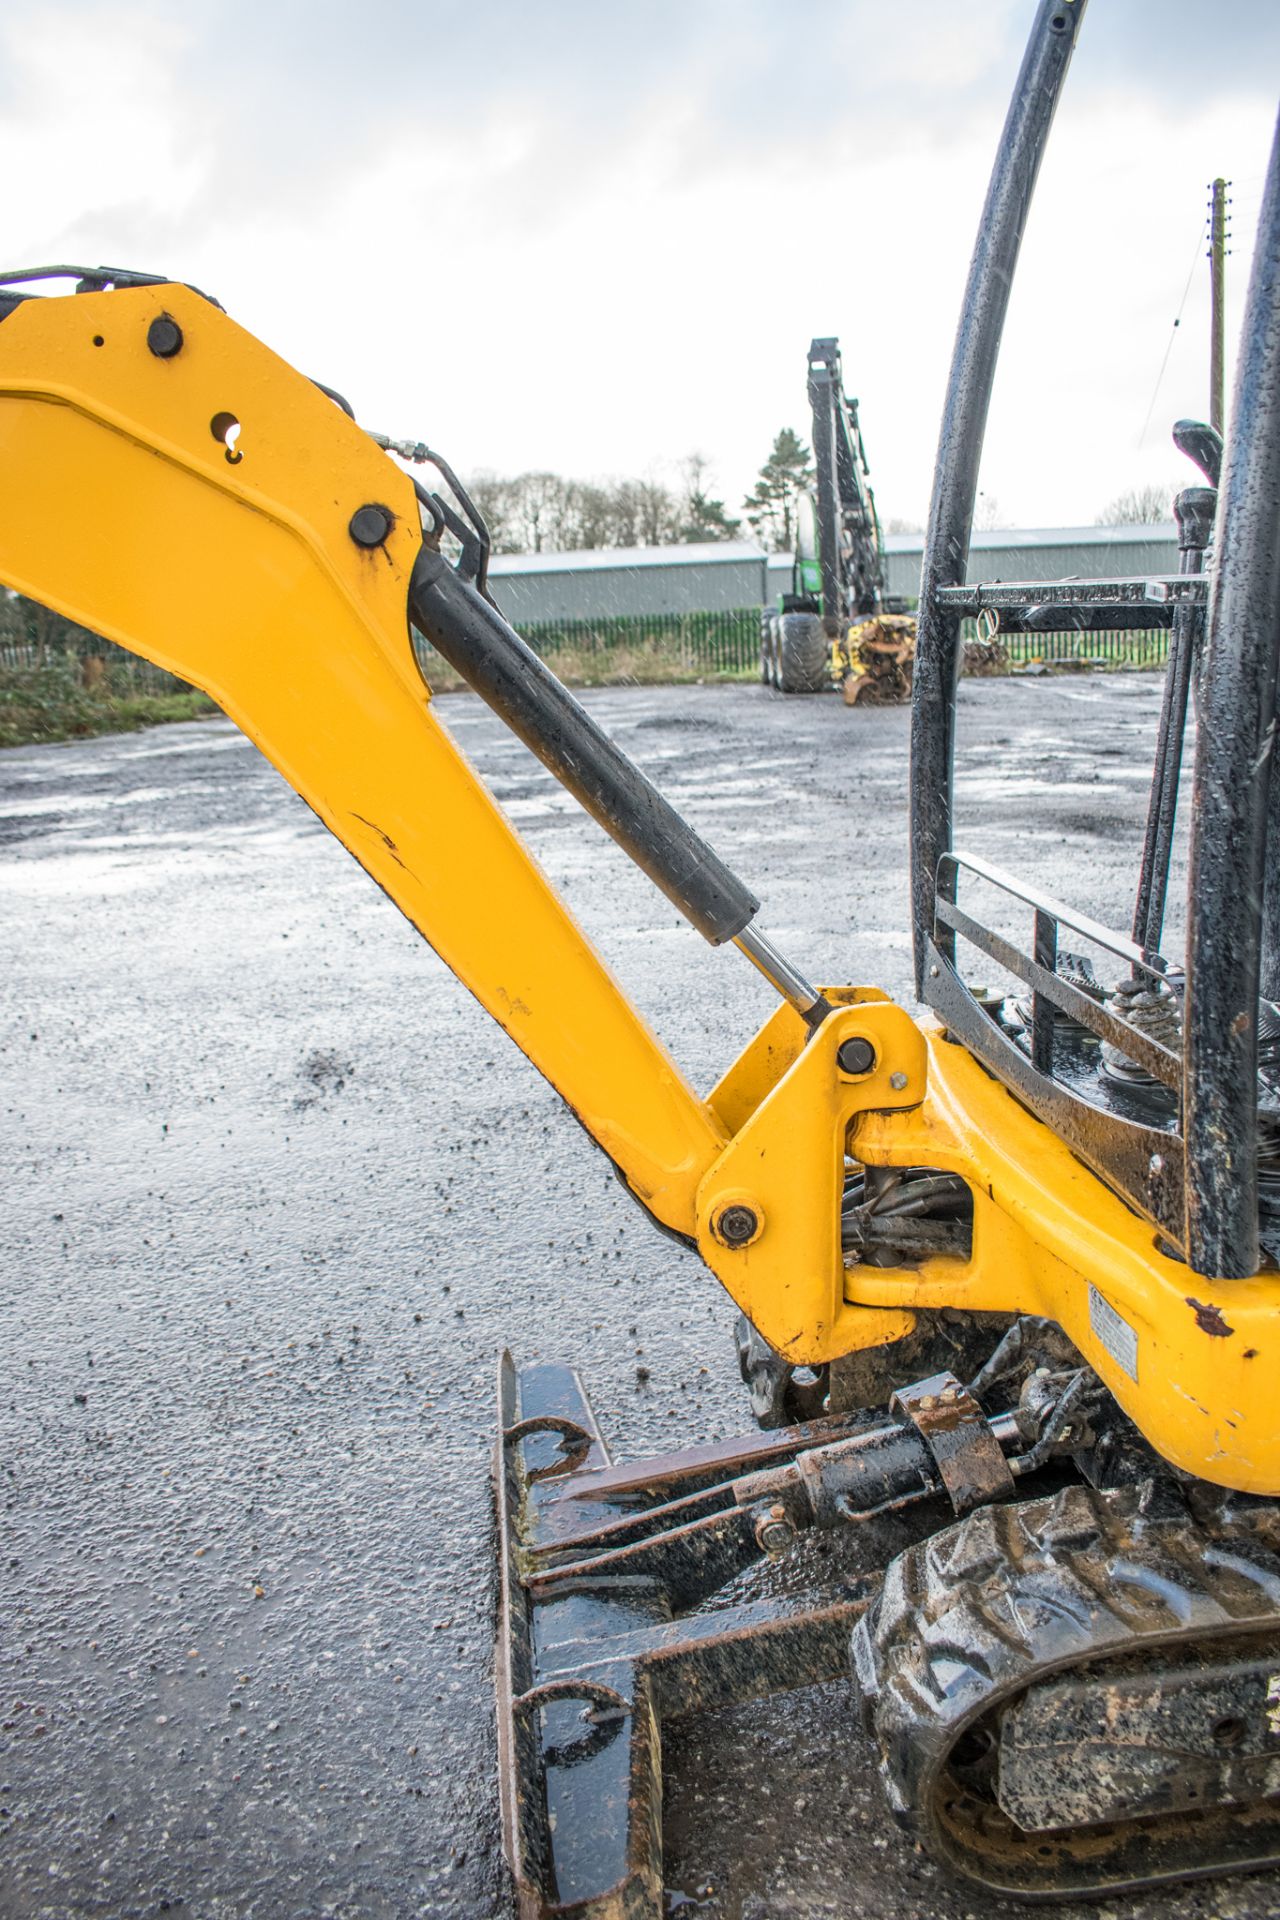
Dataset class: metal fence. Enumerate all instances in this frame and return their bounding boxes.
[508,609,1169,676]
[995,627,1169,669]
[0,635,194,694]
[4,606,1170,691]
[515,606,763,672]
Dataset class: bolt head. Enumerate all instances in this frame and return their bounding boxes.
[714,1203,760,1249]
[754,1512,796,1556]
[349,503,394,548]
[889,1070,909,1091]
[147,314,183,359]
[837,1036,876,1076]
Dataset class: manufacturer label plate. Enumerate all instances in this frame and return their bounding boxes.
[1089,1284,1139,1381]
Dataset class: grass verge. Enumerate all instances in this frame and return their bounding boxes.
[0,662,216,750]
[418,640,756,694]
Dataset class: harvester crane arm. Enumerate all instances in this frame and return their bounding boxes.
[761,338,907,696]
[806,334,886,628]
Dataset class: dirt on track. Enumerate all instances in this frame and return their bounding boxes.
[2,676,1271,1920]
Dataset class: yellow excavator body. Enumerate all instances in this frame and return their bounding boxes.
[1,279,1275,1495]
[11,0,1280,1906]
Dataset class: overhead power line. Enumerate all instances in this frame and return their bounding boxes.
[1137,211,1209,451]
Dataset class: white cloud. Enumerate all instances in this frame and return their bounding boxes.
[2,1,1275,530]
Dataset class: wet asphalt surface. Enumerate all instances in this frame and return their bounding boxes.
[2,676,1276,1920]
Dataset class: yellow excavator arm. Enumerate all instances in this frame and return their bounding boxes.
[0,274,911,1365]
[0,277,739,1232]
[2,271,1279,1494]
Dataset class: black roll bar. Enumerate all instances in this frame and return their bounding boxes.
[909,0,1087,993]
[1184,115,1280,1277]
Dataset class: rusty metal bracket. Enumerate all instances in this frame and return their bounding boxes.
[890,1370,1016,1513]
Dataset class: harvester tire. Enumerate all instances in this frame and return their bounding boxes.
[777,611,827,693]
[760,610,779,686]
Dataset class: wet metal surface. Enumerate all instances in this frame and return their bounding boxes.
[3,677,1275,1918]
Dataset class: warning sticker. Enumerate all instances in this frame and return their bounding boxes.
[1267,1676,1280,1738]
[1089,1284,1139,1382]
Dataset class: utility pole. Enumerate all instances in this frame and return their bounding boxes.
[1208,177,1230,434]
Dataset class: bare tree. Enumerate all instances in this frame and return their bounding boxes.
[677,453,741,542]
[1096,483,1177,526]
[606,478,646,549]
[523,473,581,552]
[462,465,713,554]
[465,472,522,552]
[571,482,615,551]
[636,478,677,547]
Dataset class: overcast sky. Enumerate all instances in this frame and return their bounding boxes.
[4,1,1277,536]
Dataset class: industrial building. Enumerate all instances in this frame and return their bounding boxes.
[488,541,769,627]
[489,524,1179,627]
[880,522,1179,602]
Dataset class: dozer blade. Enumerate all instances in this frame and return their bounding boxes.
[494,1353,872,1918]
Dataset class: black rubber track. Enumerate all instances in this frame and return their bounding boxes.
[853,1483,1280,1899]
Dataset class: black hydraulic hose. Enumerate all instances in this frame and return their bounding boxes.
[870,1176,969,1218]
[910,0,1087,995]
[408,547,760,946]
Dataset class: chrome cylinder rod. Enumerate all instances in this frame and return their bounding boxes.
[735,923,833,1026]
